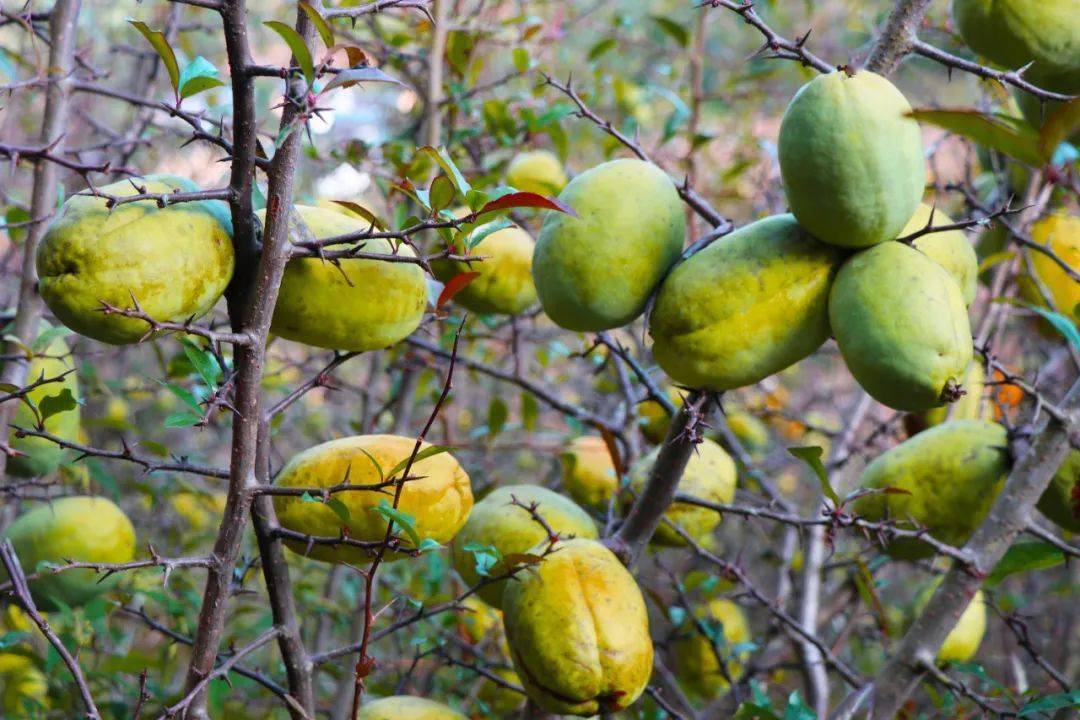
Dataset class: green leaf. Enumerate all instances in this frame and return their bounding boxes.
[487,397,508,437]
[907,109,1042,165]
[164,411,202,428]
[588,38,616,61]
[651,16,689,46]
[787,446,838,506]
[300,491,317,503]
[325,497,351,524]
[37,388,77,422]
[512,47,530,73]
[521,392,538,431]
[417,146,471,195]
[429,174,456,212]
[1018,690,1080,717]
[178,56,224,100]
[1026,304,1080,350]
[1039,99,1080,160]
[158,380,202,413]
[417,538,442,554]
[31,325,71,354]
[986,541,1065,586]
[265,20,315,85]
[330,200,386,230]
[466,217,513,250]
[372,499,420,547]
[321,66,406,93]
[733,703,781,720]
[299,1,334,49]
[385,445,452,480]
[129,20,179,95]
[783,691,817,720]
[463,542,500,578]
[181,339,221,387]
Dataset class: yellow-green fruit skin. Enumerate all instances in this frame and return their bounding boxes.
[36,175,234,345]
[533,158,684,331]
[273,435,473,564]
[628,438,736,547]
[559,436,619,509]
[0,661,48,716]
[502,539,653,716]
[506,150,568,196]
[920,362,990,428]
[650,214,841,391]
[356,696,467,720]
[477,666,525,716]
[451,484,597,609]
[915,580,987,663]
[905,204,980,306]
[952,0,1080,94]
[431,225,537,315]
[778,71,925,248]
[1028,214,1079,318]
[1037,450,1080,532]
[268,205,427,351]
[830,242,973,412]
[7,335,80,478]
[853,420,1009,559]
[673,599,751,699]
[2,496,135,610]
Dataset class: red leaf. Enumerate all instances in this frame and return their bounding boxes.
[437,272,480,309]
[478,191,576,217]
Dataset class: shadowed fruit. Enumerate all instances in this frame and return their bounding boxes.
[7,333,80,478]
[779,71,925,248]
[916,362,991,430]
[502,538,653,715]
[1036,450,1080,532]
[650,215,841,390]
[830,242,973,412]
[476,666,525,716]
[905,204,979,306]
[273,435,472,564]
[672,599,751,699]
[451,484,597,608]
[952,0,1080,94]
[533,158,684,331]
[637,387,687,444]
[627,437,736,547]
[1028,213,1079,319]
[266,205,427,351]
[505,150,568,196]
[559,436,619,510]
[36,175,234,344]
[853,420,1009,559]
[2,496,135,610]
[432,224,536,315]
[914,578,987,663]
[457,595,501,645]
[356,696,467,719]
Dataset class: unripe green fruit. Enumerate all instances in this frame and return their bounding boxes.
[356,696,467,719]
[914,578,987,663]
[952,0,1080,94]
[672,599,751,699]
[917,361,991,430]
[1036,450,1080,532]
[431,224,537,315]
[853,420,1009,559]
[7,333,80,478]
[2,496,136,610]
[451,484,597,609]
[830,242,973,412]
[627,437,736,547]
[533,158,684,331]
[37,175,234,344]
[505,150,568,196]
[905,204,980,306]
[779,71,925,248]
[502,539,653,716]
[266,205,427,351]
[273,435,473,564]
[650,214,841,390]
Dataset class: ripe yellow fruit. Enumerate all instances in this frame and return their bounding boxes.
[905,204,979,306]
[533,158,685,331]
[779,71,925,248]
[502,539,653,715]
[672,599,751,699]
[914,579,987,663]
[273,435,472,564]
[650,214,841,390]
[7,333,80,478]
[1037,449,1079,533]
[505,150,568,196]
[431,224,537,315]
[627,437,736,547]
[0,660,48,716]
[170,491,227,532]
[853,420,1009,559]
[37,175,234,345]
[2,496,136,610]
[830,242,973,412]
[952,0,1080,94]
[1028,213,1079,319]
[559,436,619,509]
[725,409,771,453]
[476,666,525,716]
[267,205,427,351]
[451,484,597,608]
[637,386,687,444]
[356,696,467,720]
[456,595,501,645]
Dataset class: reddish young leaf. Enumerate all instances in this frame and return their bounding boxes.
[437,272,480,309]
[478,191,576,217]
